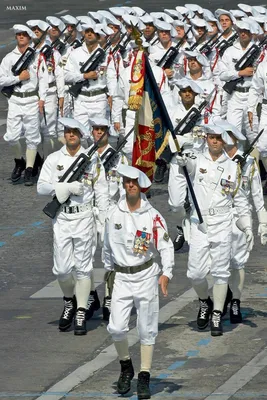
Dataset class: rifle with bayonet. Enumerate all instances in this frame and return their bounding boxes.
[157,27,193,69]
[1,27,49,98]
[40,25,69,59]
[217,31,238,57]
[68,38,112,98]
[232,128,264,168]
[69,36,84,49]
[42,131,107,219]
[187,30,208,51]
[223,35,267,95]
[100,127,135,172]
[199,30,227,57]
[174,89,216,136]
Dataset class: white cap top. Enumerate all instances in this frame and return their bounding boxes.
[87,11,105,23]
[235,20,254,33]
[202,9,216,21]
[89,117,109,127]
[173,77,203,94]
[154,20,177,37]
[230,9,247,18]
[26,20,50,32]
[122,14,146,30]
[105,14,123,26]
[95,23,113,36]
[80,22,97,32]
[46,16,65,31]
[203,124,233,145]
[150,12,174,24]
[60,15,82,32]
[12,24,37,39]
[109,7,126,17]
[252,6,267,15]
[190,17,213,32]
[164,9,183,20]
[214,119,246,141]
[215,9,236,24]
[59,117,88,137]
[183,50,210,67]
[76,16,96,27]
[175,6,190,15]
[185,3,203,14]
[132,7,146,17]
[117,164,152,188]
[97,10,115,19]
[140,14,155,24]
[238,3,253,13]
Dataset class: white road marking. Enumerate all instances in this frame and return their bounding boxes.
[35,287,198,400]
[204,347,267,400]
[30,269,105,298]
[55,9,69,15]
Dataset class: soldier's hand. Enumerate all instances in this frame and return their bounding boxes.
[164,68,174,78]
[107,95,112,109]
[159,275,169,297]
[58,97,64,116]
[114,122,121,132]
[239,67,254,77]
[248,111,253,129]
[83,71,98,80]
[19,70,30,81]
[38,100,45,114]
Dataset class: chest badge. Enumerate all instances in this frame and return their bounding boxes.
[57,165,64,171]
[115,223,122,230]
[133,230,151,254]
[199,168,207,174]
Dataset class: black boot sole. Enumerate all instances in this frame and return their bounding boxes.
[197,321,209,330]
[138,393,151,399]
[24,181,34,187]
[74,329,87,336]
[59,322,72,332]
[230,317,243,324]
[211,330,223,337]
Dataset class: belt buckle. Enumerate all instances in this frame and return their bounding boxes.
[22,92,26,98]
[209,208,215,216]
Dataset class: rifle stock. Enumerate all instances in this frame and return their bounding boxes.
[232,128,264,168]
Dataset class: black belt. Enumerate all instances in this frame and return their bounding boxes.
[48,81,56,88]
[80,88,108,97]
[114,259,153,274]
[12,90,38,98]
[262,99,267,104]
[233,86,250,93]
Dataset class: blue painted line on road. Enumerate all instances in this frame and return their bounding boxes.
[0,242,6,247]
[256,293,267,297]
[155,373,172,379]
[186,350,199,357]
[31,221,44,227]
[167,360,186,370]
[12,230,25,237]
[197,338,211,346]
[0,40,16,48]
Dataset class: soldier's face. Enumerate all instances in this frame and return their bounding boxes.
[16,32,31,46]
[158,30,171,44]
[179,87,196,105]
[123,177,141,200]
[238,29,252,46]
[219,15,232,30]
[175,26,185,39]
[92,126,108,144]
[196,27,206,38]
[207,134,224,156]
[84,28,98,44]
[188,58,202,74]
[144,23,156,38]
[49,26,60,39]
[64,128,81,148]
[208,22,218,36]
[31,26,43,39]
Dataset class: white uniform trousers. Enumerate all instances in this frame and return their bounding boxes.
[231,215,249,270]
[4,99,40,149]
[107,275,159,345]
[120,110,136,162]
[257,103,267,157]
[187,218,232,285]
[73,93,108,139]
[40,92,58,139]
[52,213,95,280]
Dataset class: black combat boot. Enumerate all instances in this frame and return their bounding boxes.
[102,296,111,321]
[137,371,151,399]
[197,297,213,330]
[173,226,185,252]
[11,157,26,183]
[210,310,223,336]
[230,299,243,324]
[32,152,44,177]
[154,159,167,183]
[117,359,134,395]
[85,290,100,320]
[24,167,34,186]
[74,307,87,335]
[222,285,233,317]
[58,296,77,331]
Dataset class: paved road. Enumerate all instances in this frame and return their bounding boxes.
[1,1,267,400]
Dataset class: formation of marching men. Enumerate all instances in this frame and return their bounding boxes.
[1,3,267,399]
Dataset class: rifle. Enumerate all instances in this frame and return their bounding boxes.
[100,127,135,172]
[42,131,107,219]
[218,32,238,57]
[40,25,68,59]
[69,36,84,49]
[232,129,264,168]
[223,35,267,95]
[1,28,49,98]
[111,31,134,57]
[157,27,193,69]
[199,30,226,57]
[174,89,216,136]
[68,39,112,98]
[187,30,208,51]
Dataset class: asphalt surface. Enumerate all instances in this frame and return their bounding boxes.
[1,1,267,400]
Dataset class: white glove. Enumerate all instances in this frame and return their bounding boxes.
[244,228,254,252]
[68,181,84,196]
[257,209,267,245]
[176,154,188,167]
[55,182,71,204]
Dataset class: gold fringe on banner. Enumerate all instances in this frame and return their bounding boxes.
[128,50,145,111]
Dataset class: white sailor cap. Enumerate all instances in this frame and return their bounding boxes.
[154,20,177,37]
[95,24,113,36]
[175,6,190,15]
[87,11,105,23]
[76,16,96,27]
[203,124,233,145]
[235,20,254,33]
[214,120,246,141]
[252,6,267,15]
[173,78,203,94]
[12,24,37,38]
[132,7,146,17]
[150,12,174,24]
[105,14,123,26]
[230,9,247,19]
[60,15,82,32]
[109,7,126,17]
[238,3,253,14]
[185,4,204,14]
[215,9,236,24]
[202,9,218,22]
[97,10,114,19]
[121,6,135,15]
[191,17,213,32]
[140,14,155,25]
[46,16,65,31]
[80,21,97,32]
[26,20,50,32]
[164,9,183,20]
[122,14,146,30]
[183,50,210,67]
[117,164,152,188]
[249,14,266,25]
[59,117,88,137]
[89,117,109,127]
